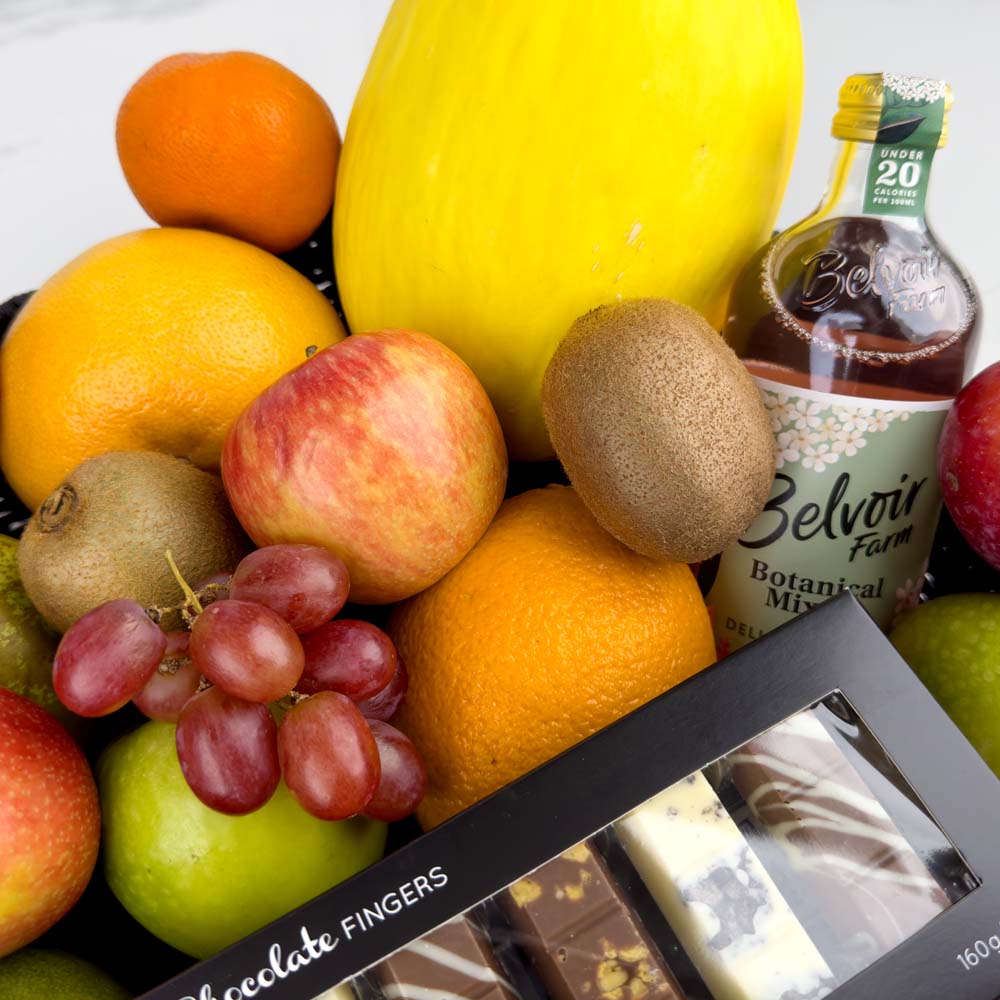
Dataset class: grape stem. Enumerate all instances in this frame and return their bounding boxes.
[197,583,229,606]
[278,690,309,710]
[164,550,204,616]
[148,582,227,625]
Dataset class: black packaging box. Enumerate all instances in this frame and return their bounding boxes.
[140,593,1000,1000]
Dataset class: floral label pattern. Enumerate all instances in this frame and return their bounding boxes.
[762,389,913,475]
[705,377,951,656]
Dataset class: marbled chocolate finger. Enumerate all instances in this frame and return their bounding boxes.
[313,986,357,1000]
[503,840,684,1000]
[616,772,836,1000]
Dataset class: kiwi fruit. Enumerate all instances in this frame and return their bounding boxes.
[542,298,774,563]
[18,451,252,633]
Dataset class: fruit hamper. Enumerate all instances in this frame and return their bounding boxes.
[3,4,1000,1000]
[0,154,996,1000]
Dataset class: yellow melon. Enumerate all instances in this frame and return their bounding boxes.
[334,0,803,459]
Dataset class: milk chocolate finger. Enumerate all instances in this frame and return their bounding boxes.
[502,840,684,1000]
[727,709,949,967]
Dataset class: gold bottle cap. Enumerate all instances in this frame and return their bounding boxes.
[832,72,952,147]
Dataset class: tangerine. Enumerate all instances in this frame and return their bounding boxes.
[117,51,340,253]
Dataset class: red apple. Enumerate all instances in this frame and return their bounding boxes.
[0,689,100,956]
[939,361,1000,570]
[222,330,507,603]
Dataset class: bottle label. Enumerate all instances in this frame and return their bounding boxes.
[705,376,951,656]
[863,75,946,217]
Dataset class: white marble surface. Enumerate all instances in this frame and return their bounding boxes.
[0,0,997,367]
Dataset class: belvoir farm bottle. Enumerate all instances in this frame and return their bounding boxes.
[703,73,979,654]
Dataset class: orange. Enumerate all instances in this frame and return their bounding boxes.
[389,485,715,828]
[0,228,345,511]
[116,51,341,254]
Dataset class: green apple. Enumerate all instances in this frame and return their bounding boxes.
[0,948,129,999]
[890,593,1000,775]
[98,720,387,959]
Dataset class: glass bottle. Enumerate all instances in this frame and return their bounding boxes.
[702,73,980,655]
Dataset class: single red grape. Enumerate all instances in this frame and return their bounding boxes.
[189,599,304,703]
[229,544,350,633]
[175,686,280,815]
[363,720,427,822]
[133,631,201,722]
[164,630,191,659]
[299,620,397,700]
[355,658,409,721]
[278,691,380,820]
[53,599,166,717]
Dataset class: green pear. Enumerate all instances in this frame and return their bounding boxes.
[890,593,1000,777]
[0,949,130,999]
[0,536,81,736]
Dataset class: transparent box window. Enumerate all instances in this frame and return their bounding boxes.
[315,695,977,1000]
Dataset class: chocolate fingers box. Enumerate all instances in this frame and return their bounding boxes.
[141,594,1000,1000]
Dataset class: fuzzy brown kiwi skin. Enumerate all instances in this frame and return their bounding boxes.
[17,451,252,633]
[541,298,775,564]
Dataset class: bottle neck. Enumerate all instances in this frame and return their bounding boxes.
[811,139,931,229]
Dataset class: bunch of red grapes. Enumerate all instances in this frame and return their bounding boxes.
[52,544,426,822]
